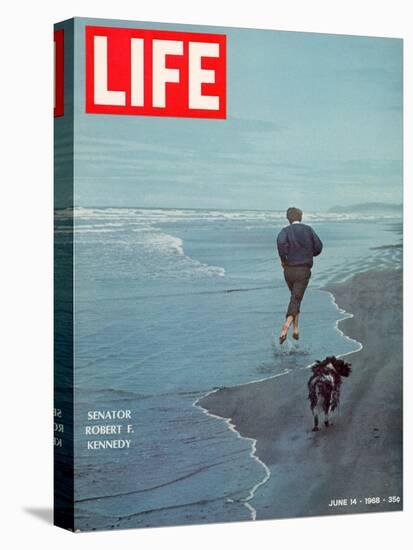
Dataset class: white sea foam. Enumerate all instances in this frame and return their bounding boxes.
[138,231,185,256]
[193,390,271,521]
[322,289,363,360]
[60,206,402,224]
[56,208,226,280]
[130,226,226,279]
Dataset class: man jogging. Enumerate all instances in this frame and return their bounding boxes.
[276,207,323,344]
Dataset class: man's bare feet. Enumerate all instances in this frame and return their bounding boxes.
[279,315,294,345]
[292,330,299,340]
[279,323,290,344]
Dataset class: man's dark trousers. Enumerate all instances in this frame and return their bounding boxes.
[283,265,311,317]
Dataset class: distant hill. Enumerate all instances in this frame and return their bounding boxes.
[328,202,402,215]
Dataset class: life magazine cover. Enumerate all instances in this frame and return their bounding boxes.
[54,17,403,532]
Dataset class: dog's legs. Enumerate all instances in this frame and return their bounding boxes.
[324,406,332,427]
[312,412,319,432]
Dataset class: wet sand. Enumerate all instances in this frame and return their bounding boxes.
[199,269,403,519]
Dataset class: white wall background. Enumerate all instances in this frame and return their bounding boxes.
[1,1,411,549]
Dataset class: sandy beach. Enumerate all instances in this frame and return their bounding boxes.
[199,268,403,519]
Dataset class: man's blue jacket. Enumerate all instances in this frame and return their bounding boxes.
[276,222,323,268]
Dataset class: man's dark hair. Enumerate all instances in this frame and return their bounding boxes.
[286,207,303,224]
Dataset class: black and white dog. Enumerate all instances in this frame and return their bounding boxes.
[308,356,352,431]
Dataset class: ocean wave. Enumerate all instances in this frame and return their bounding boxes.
[132,228,225,279]
[135,230,185,256]
[54,206,402,224]
[56,212,226,281]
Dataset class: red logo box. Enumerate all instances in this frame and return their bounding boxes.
[54,29,64,117]
[85,26,226,119]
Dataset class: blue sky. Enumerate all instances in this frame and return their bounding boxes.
[69,18,402,210]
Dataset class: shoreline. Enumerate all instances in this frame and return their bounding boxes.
[193,392,271,520]
[198,268,403,520]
